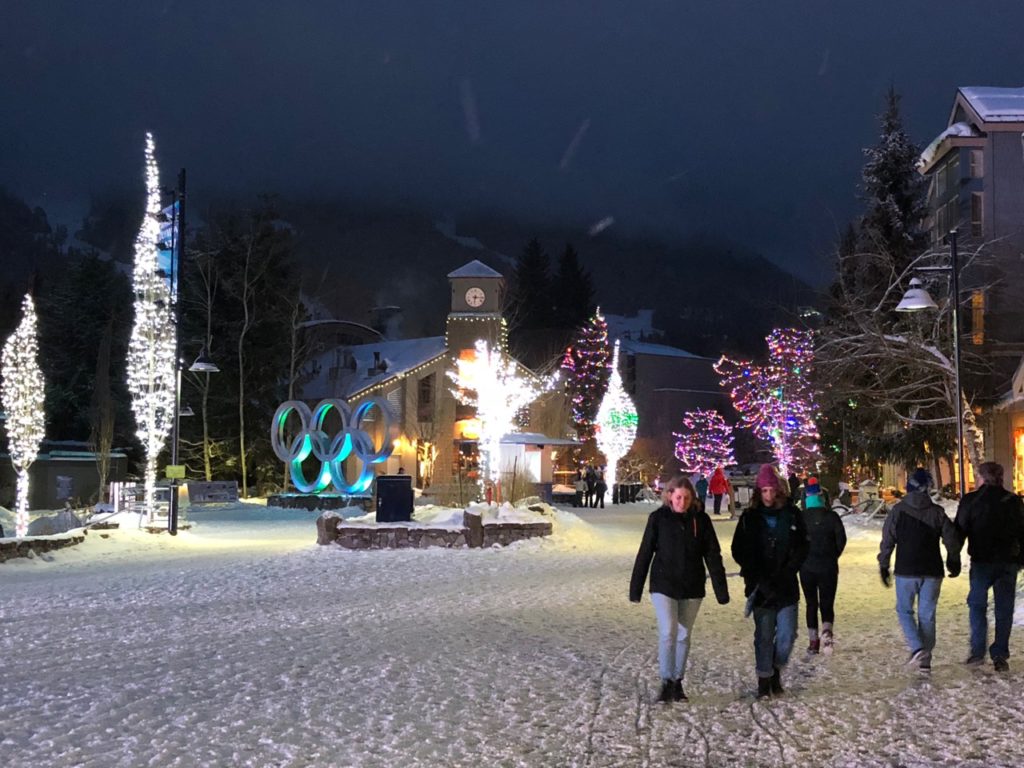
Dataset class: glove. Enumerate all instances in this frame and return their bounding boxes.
[879,565,892,588]
[947,560,961,578]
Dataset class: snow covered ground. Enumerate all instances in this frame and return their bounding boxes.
[3,500,1024,767]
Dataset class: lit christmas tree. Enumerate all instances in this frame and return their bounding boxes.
[126,133,177,522]
[449,339,558,494]
[1,294,46,537]
[715,328,819,474]
[561,308,611,452]
[594,340,637,491]
[674,409,735,476]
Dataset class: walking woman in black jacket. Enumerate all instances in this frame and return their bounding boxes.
[799,477,847,654]
[630,475,730,703]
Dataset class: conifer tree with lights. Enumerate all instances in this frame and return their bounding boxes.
[674,409,735,476]
[561,308,611,454]
[126,133,177,522]
[1,293,46,537]
[449,339,558,497]
[715,328,819,474]
[594,340,638,492]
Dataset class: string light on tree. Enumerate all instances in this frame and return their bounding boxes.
[561,308,611,452]
[126,132,177,523]
[674,409,735,476]
[714,328,819,474]
[1,294,46,537]
[594,340,638,491]
[448,339,558,493]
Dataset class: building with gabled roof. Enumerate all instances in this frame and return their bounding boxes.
[295,260,572,501]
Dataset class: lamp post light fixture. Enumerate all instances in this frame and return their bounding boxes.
[895,228,966,497]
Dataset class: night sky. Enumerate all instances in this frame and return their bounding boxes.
[3,1,1024,282]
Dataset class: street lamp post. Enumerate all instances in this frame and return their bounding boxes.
[168,168,187,535]
[896,228,966,497]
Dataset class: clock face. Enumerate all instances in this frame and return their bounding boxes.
[465,287,486,308]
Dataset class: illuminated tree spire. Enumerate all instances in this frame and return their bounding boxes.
[715,328,819,474]
[1,294,45,537]
[674,409,735,476]
[126,133,177,522]
[595,340,637,490]
[449,339,558,492]
[561,307,611,452]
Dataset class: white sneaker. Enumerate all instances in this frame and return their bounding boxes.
[821,629,834,654]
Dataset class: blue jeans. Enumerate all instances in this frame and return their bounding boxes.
[894,576,941,654]
[968,562,1019,660]
[650,593,702,680]
[752,603,798,678]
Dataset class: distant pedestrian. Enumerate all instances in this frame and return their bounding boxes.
[955,461,1024,672]
[878,468,961,672]
[695,474,709,512]
[788,472,801,500]
[573,471,587,508]
[585,466,597,508]
[732,464,809,698]
[709,466,729,516]
[799,477,847,654]
[630,475,730,703]
[593,472,608,509]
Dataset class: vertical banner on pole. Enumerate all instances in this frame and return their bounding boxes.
[157,201,180,298]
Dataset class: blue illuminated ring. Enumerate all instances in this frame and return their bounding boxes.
[270,397,396,494]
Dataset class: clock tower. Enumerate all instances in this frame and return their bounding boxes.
[445,259,506,354]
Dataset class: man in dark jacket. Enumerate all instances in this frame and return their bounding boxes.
[732,464,809,698]
[631,476,730,703]
[878,468,961,672]
[955,461,1024,671]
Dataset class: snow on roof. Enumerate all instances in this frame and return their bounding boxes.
[919,121,982,168]
[305,336,447,400]
[605,310,661,340]
[447,259,503,279]
[618,337,704,360]
[960,86,1024,123]
[500,432,581,446]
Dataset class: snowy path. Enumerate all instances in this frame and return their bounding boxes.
[3,503,1024,767]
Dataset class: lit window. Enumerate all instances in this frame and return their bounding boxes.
[971,289,985,345]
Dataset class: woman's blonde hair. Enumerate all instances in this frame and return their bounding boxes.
[662,475,697,506]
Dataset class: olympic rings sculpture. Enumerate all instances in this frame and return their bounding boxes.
[270,397,396,494]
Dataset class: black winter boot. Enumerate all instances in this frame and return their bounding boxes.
[756,676,772,699]
[658,679,674,703]
[672,679,687,702]
[770,668,784,695]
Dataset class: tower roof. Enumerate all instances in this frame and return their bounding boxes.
[447,259,503,279]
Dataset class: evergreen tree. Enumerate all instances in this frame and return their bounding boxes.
[855,86,928,300]
[562,309,612,454]
[509,238,553,330]
[553,243,594,330]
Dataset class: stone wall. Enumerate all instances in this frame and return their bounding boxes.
[0,534,86,562]
[317,510,552,550]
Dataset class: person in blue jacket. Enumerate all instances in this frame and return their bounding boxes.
[630,475,730,703]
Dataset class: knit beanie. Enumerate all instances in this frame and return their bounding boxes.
[804,478,825,509]
[755,464,782,490]
[907,468,933,492]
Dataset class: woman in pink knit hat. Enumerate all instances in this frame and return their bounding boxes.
[731,463,809,698]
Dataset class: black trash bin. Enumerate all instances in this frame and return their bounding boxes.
[376,474,414,523]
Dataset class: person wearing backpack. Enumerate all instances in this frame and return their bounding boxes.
[732,464,809,698]
[955,461,1024,672]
